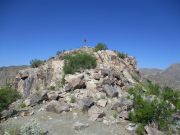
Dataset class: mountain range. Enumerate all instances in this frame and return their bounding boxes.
[140,63,180,90]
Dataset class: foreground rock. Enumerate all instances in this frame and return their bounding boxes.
[45,100,70,113]
[88,106,105,121]
[24,90,48,106]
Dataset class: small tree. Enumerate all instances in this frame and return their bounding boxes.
[30,59,45,68]
[94,43,108,52]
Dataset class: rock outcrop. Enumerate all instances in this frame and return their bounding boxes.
[1,46,140,134]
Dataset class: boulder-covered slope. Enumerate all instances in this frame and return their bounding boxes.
[1,46,142,135]
[15,46,138,98]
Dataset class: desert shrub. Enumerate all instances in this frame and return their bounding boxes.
[30,59,45,68]
[0,86,21,113]
[20,103,26,108]
[63,52,97,75]
[136,124,145,135]
[20,119,47,135]
[128,81,179,132]
[48,86,55,91]
[114,50,128,59]
[70,95,76,103]
[94,43,108,52]
[161,87,180,110]
[128,95,156,124]
[112,110,118,118]
[4,124,21,135]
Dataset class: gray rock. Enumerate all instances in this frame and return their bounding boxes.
[93,73,101,80]
[145,126,164,135]
[45,100,70,113]
[119,111,129,120]
[78,98,94,110]
[73,121,89,130]
[65,75,85,92]
[97,99,107,107]
[88,106,105,121]
[24,90,48,106]
[103,84,118,98]
[47,91,60,101]
[111,97,133,110]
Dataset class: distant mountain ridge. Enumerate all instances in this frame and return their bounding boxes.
[0,65,28,86]
[140,63,180,90]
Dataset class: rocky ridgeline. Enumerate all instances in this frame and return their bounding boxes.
[1,47,146,134]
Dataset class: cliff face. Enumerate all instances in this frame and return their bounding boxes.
[14,47,138,98]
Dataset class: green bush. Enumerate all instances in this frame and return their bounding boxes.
[136,124,145,135]
[0,87,21,113]
[128,81,179,131]
[162,87,180,110]
[114,50,128,59]
[30,59,45,68]
[63,52,97,75]
[94,43,108,52]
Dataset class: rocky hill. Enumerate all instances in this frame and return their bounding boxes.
[1,46,178,135]
[140,63,180,90]
[0,66,28,87]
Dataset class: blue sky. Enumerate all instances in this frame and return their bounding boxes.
[0,0,180,69]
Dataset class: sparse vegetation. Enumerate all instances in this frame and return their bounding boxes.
[114,50,128,59]
[136,124,145,135]
[20,119,47,135]
[70,95,76,103]
[48,86,55,91]
[20,102,26,108]
[94,43,108,52]
[4,124,21,135]
[112,110,118,118]
[63,52,97,75]
[0,86,21,114]
[30,59,45,68]
[128,81,180,132]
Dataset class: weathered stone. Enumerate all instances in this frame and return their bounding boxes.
[119,111,129,120]
[78,97,94,110]
[111,97,133,110]
[47,91,60,101]
[145,126,164,135]
[45,100,70,113]
[88,106,105,121]
[73,121,89,130]
[97,99,107,107]
[103,84,118,98]
[93,73,101,80]
[24,90,48,106]
[65,74,85,92]
[20,110,34,117]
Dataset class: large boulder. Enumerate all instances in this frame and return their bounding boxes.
[65,74,85,92]
[24,90,48,106]
[78,97,94,110]
[45,100,70,113]
[88,106,105,121]
[103,84,118,98]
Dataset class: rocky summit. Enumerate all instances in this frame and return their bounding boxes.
[0,46,170,135]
